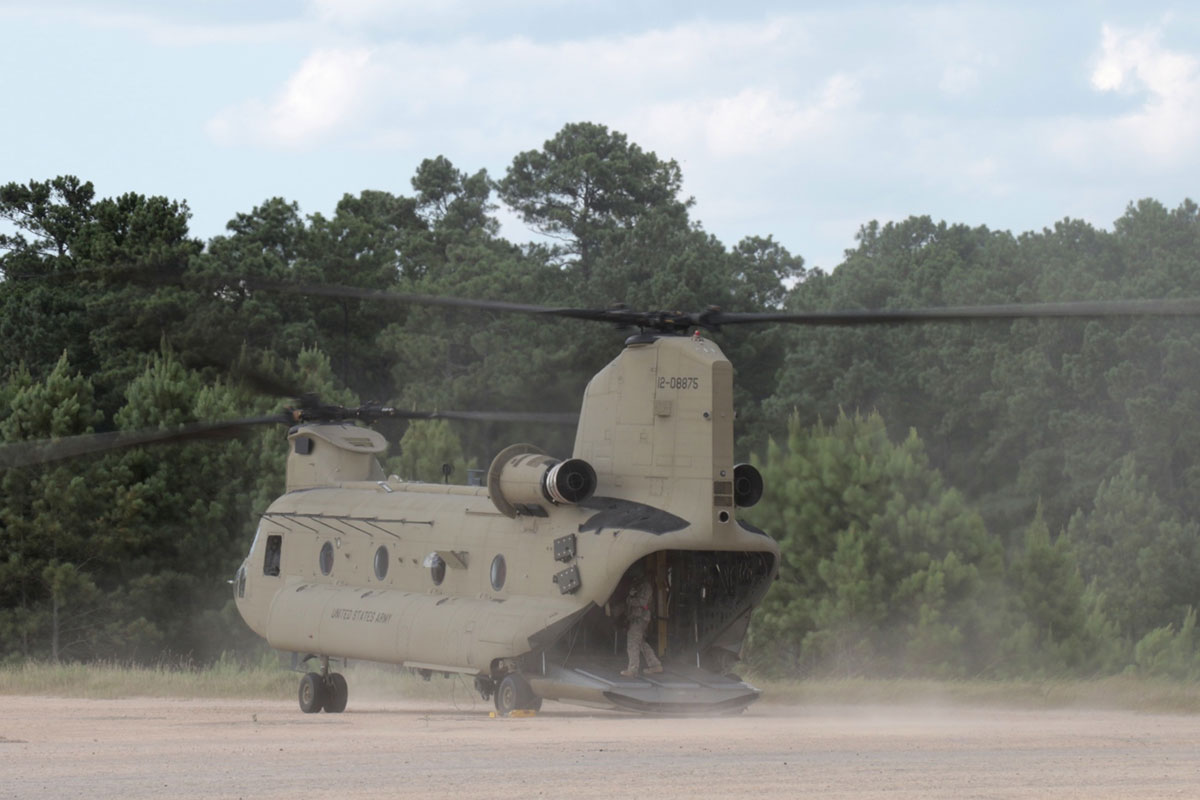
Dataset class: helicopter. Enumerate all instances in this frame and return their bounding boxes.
[5,288,1200,715]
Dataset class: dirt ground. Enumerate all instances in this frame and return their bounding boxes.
[2,695,1199,799]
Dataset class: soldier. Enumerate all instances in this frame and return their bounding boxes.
[621,568,663,677]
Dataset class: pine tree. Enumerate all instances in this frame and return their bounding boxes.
[746,411,1005,677]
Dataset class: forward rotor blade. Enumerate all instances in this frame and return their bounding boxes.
[228,278,681,328]
[228,278,1200,331]
[236,278,601,320]
[0,406,580,470]
[0,415,285,470]
[384,409,580,425]
[294,403,580,426]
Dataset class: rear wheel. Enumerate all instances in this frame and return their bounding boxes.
[299,672,325,713]
[324,673,348,713]
[494,673,541,714]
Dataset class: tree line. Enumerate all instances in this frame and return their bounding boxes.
[2,122,1199,679]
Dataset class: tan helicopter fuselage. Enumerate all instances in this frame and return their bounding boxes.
[233,333,779,711]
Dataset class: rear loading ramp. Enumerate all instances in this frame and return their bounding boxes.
[529,659,760,715]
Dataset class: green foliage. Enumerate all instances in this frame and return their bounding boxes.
[1000,509,1122,676]
[0,175,96,265]
[412,155,498,246]
[0,354,121,660]
[0,347,295,662]
[1132,609,1200,681]
[767,202,1200,543]
[746,411,1005,678]
[1,352,103,440]
[388,420,476,484]
[2,126,1198,679]
[0,176,202,415]
[1067,457,1200,641]
[498,121,686,277]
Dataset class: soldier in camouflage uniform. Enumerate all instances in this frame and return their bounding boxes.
[621,572,663,677]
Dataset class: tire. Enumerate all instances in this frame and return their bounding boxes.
[324,673,348,713]
[494,673,539,714]
[494,674,520,715]
[299,672,325,713]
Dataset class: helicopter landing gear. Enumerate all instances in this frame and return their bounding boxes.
[298,656,348,714]
[325,672,349,713]
[299,672,325,713]
[494,673,542,715]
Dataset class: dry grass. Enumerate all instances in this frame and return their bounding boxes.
[0,657,466,703]
[0,658,292,700]
[753,675,1200,713]
[2,660,1199,713]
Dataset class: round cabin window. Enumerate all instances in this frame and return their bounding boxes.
[374,545,389,580]
[490,554,506,591]
[430,554,446,586]
[319,541,334,576]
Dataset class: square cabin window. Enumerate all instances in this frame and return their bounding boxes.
[263,534,282,577]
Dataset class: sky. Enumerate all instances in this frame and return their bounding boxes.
[1,1,1198,273]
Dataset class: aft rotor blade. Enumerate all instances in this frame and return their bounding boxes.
[0,415,285,470]
[708,298,1200,327]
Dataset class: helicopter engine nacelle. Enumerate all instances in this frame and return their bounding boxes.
[487,444,597,518]
[733,463,764,508]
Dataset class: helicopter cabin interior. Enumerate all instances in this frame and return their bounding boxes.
[542,548,776,676]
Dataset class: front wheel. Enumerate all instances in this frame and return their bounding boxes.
[299,672,325,713]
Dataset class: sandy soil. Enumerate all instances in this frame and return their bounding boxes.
[2,694,1199,799]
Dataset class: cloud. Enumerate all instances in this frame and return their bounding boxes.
[0,1,309,46]
[302,0,572,37]
[938,64,980,96]
[202,16,819,152]
[190,4,1198,276]
[1083,23,1200,161]
[639,75,862,160]
[305,0,440,30]
[207,48,375,148]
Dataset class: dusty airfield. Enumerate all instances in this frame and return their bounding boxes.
[2,695,1199,799]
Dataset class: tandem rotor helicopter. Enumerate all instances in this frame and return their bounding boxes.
[5,285,1200,715]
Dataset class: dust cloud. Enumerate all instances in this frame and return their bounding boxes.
[3,695,1198,799]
